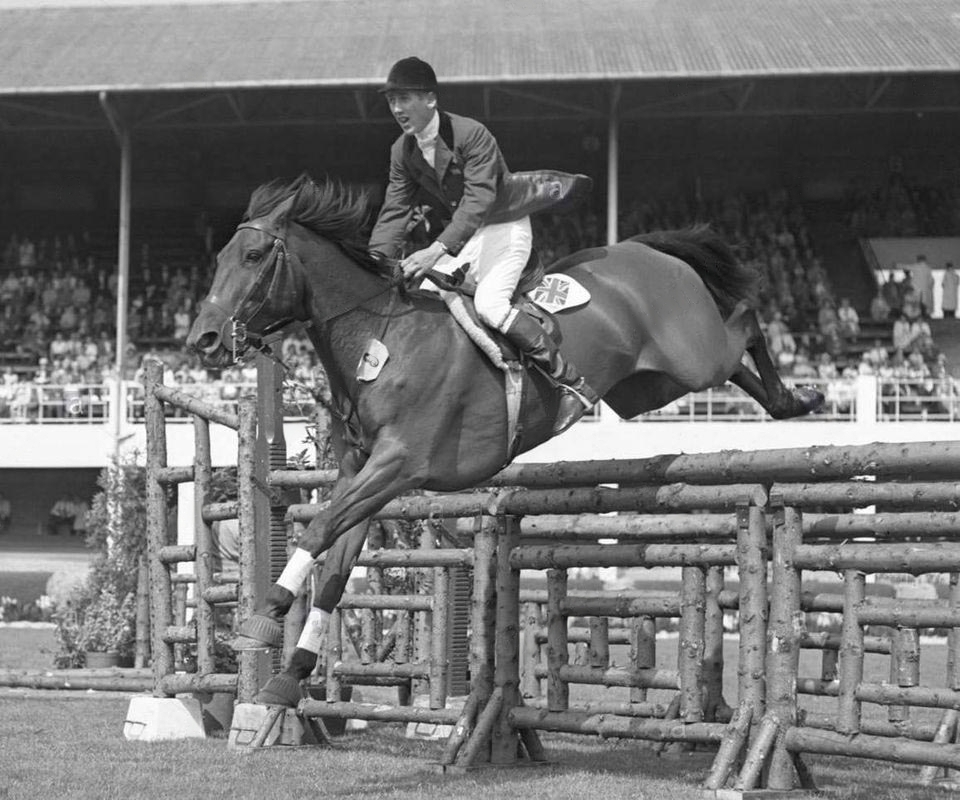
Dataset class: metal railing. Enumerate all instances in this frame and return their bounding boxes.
[0,376,957,425]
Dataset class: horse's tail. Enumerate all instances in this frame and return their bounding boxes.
[629,225,758,318]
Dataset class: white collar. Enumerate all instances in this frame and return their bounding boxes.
[415,110,440,145]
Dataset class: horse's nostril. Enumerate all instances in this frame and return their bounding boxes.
[196,331,219,351]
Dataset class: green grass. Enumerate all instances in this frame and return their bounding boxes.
[0,629,956,799]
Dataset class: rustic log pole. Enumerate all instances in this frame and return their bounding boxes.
[703,566,727,720]
[651,694,682,755]
[736,503,767,716]
[919,710,960,785]
[455,688,504,767]
[430,564,450,710]
[193,414,216,677]
[237,396,268,704]
[766,503,803,790]
[784,726,960,769]
[546,567,569,712]
[394,610,412,706]
[521,602,542,699]
[679,565,706,723]
[793,542,960,574]
[325,607,342,704]
[897,627,921,688]
[440,691,481,766]
[734,713,780,791]
[486,441,960,486]
[704,702,753,790]
[630,616,656,704]
[821,648,839,682]
[837,569,866,734]
[471,517,497,706]
[144,359,175,694]
[134,556,151,669]
[413,525,435,698]
[588,617,609,669]
[949,574,960,691]
[491,516,524,764]
[511,542,738,570]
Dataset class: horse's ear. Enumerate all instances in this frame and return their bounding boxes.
[263,193,298,234]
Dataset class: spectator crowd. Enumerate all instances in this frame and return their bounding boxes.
[1,172,958,421]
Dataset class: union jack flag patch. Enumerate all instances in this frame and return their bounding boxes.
[528,274,590,313]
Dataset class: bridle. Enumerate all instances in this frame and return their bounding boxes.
[205,216,405,364]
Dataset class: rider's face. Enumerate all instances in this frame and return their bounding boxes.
[385,90,437,135]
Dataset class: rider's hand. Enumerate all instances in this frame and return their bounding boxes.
[401,241,448,281]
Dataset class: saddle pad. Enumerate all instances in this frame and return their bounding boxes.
[527,273,590,313]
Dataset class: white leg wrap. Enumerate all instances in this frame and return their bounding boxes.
[296,607,330,654]
[276,548,315,594]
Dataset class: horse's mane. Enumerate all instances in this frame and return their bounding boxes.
[243,173,391,278]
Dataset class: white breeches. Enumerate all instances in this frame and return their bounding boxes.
[426,217,532,332]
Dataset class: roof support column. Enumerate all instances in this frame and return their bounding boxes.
[99,91,131,459]
[606,83,621,246]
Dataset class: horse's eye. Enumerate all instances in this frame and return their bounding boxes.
[244,250,262,265]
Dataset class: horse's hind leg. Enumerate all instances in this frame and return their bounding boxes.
[729,310,824,419]
[255,519,370,707]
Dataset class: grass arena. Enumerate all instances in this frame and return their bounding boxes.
[6,358,960,799]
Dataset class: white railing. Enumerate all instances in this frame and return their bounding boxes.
[0,376,957,425]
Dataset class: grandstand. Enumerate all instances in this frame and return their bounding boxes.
[1,0,959,537]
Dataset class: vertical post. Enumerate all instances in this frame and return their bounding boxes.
[430,565,450,709]
[521,601,542,700]
[887,628,908,723]
[736,503,767,716]
[326,607,343,703]
[948,573,960,690]
[470,517,497,707]
[144,359,173,692]
[255,353,289,669]
[837,569,866,735]
[703,565,727,719]
[606,83,621,246]
[237,396,270,703]
[679,565,706,723]
[546,568,569,711]
[588,617,609,668]
[134,555,151,668]
[630,616,656,704]
[193,415,216,677]
[766,503,803,790]
[491,516,521,765]
[109,120,132,460]
[414,525,436,698]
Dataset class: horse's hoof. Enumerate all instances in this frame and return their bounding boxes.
[795,386,825,415]
[255,673,302,708]
[232,614,284,650]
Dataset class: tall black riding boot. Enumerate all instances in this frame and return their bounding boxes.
[503,311,599,434]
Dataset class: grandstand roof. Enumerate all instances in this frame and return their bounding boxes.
[1,0,959,96]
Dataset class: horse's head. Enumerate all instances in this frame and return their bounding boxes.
[187,195,307,367]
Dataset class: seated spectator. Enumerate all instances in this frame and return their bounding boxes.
[869,285,891,322]
[863,339,889,370]
[790,349,818,380]
[909,317,935,357]
[900,274,922,321]
[837,297,860,340]
[892,314,914,351]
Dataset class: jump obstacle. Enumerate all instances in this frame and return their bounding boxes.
[6,353,960,794]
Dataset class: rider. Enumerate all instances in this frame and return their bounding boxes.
[368,56,599,433]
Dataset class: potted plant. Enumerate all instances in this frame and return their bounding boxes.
[75,587,136,667]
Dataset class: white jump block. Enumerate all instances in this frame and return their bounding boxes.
[405,694,467,741]
[228,702,314,748]
[123,696,207,741]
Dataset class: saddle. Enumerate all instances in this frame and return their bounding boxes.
[422,248,562,364]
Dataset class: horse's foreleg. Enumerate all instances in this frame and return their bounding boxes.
[730,311,824,419]
[255,518,370,706]
[236,439,418,650]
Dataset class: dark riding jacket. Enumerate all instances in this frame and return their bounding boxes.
[369,110,589,259]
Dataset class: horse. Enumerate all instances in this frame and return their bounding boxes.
[186,174,823,705]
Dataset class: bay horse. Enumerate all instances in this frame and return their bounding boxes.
[186,174,822,705]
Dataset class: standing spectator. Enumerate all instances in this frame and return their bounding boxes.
[892,314,913,352]
[911,254,935,317]
[900,273,922,322]
[942,262,959,319]
[881,270,902,318]
[837,297,860,340]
